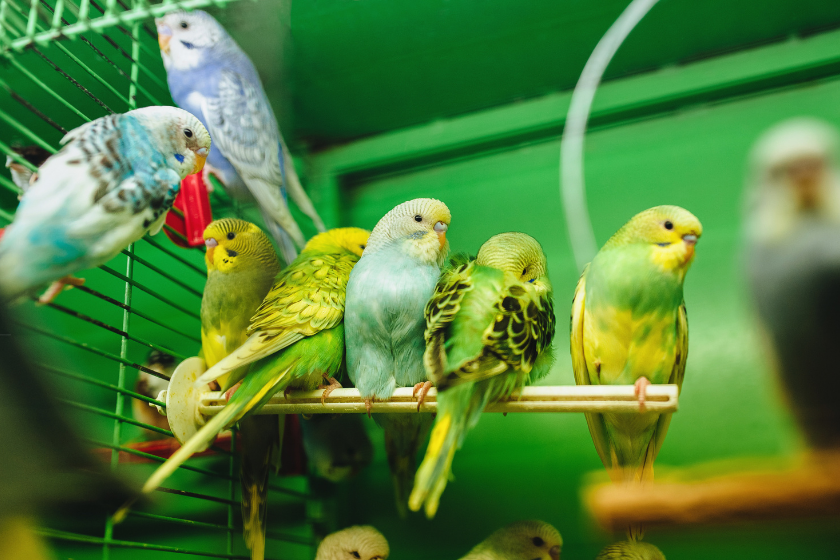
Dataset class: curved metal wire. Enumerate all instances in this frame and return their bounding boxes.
[560,0,661,272]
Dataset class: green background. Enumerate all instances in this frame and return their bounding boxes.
[1,0,840,558]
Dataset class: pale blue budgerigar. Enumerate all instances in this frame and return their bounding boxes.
[345,198,451,516]
[0,106,210,303]
[155,10,324,263]
[301,414,374,483]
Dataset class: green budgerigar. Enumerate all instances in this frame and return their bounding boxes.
[410,232,556,518]
[596,540,666,560]
[344,198,451,516]
[570,206,701,536]
[131,227,369,559]
[459,520,561,560]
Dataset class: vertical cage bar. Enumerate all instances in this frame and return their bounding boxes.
[25,0,38,38]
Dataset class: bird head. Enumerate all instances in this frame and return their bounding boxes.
[314,526,389,560]
[476,232,551,291]
[364,198,451,266]
[128,106,211,178]
[596,540,666,560]
[476,520,562,560]
[203,218,279,275]
[6,146,51,192]
[608,205,702,273]
[745,118,840,243]
[155,10,229,71]
[303,227,371,259]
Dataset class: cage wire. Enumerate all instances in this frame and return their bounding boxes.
[0,0,317,558]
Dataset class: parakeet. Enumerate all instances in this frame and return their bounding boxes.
[132,228,369,551]
[5,145,51,192]
[301,413,374,483]
[201,218,281,560]
[314,525,389,560]
[570,206,701,538]
[744,118,840,450]
[410,232,556,518]
[459,520,561,560]
[596,540,666,560]
[0,106,210,304]
[132,349,176,438]
[155,9,324,263]
[344,198,451,516]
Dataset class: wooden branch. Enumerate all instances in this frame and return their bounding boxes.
[585,452,840,531]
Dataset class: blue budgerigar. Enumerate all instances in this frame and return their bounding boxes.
[155,10,324,263]
[345,198,451,516]
[0,106,210,303]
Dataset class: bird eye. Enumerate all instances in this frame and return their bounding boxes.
[360,244,366,250]
[180,21,188,29]
[522,268,528,276]
[664,220,674,230]
[184,129,193,138]
[351,552,361,559]
[227,232,235,240]
[414,215,423,222]
[532,537,545,547]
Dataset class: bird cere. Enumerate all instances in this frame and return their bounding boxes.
[5,3,835,560]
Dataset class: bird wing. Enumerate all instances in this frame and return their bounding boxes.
[570,268,615,470]
[423,262,476,383]
[201,69,305,249]
[196,251,354,384]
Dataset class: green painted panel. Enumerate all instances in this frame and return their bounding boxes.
[337,77,840,559]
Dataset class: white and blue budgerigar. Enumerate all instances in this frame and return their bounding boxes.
[155,10,325,263]
[0,106,211,303]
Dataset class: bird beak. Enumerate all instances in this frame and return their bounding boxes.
[682,234,698,246]
[549,545,561,560]
[157,25,172,54]
[192,147,208,174]
[205,237,218,262]
[434,221,448,249]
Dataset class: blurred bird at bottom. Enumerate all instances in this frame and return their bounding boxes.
[744,118,840,450]
[301,414,373,482]
[314,525,389,560]
[459,520,561,560]
[132,349,176,438]
[596,540,665,560]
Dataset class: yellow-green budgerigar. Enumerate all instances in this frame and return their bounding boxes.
[570,206,701,507]
[410,232,556,518]
[596,540,666,560]
[314,526,390,560]
[345,198,451,516]
[133,227,369,559]
[201,219,280,560]
[458,520,561,560]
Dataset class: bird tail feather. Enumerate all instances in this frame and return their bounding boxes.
[280,146,325,232]
[240,415,284,560]
[381,414,432,518]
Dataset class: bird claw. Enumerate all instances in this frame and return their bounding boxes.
[223,381,241,401]
[38,275,86,304]
[318,374,342,406]
[412,381,433,412]
[284,386,293,399]
[634,376,651,410]
[364,398,373,418]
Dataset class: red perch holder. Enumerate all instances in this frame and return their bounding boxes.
[164,173,213,248]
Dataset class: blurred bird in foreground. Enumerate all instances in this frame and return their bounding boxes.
[155,9,324,263]
[5,145,51,193]
[301,414,374,482]
[0,106,210,304]
[459,520,561,560]
[345,198,451,516]
[315,525,389,560]
[410,233,556,518]
[745,118,840,450]
[596,540,665,560]
[132,350,176,438]
[0,304,137,559]
[571,206,701,538]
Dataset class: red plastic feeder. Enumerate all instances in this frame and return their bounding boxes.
[164,173,213,248]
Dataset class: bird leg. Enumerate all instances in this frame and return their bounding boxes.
[223,381,242,401]
[634,376,651,410]
[412,381,433,412]
[38,275,85,304]
[364,397,373,418]
[318,374,342,406]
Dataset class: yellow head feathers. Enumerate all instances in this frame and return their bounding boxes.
[203,219,280,274]
[365,198,451,265]
[606,205,702,270]
[303,227,371,257]
[466,520,562,560]
[314,525,389,560]
[476,232,549,284]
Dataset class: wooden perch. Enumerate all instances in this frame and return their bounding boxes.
[585,451,840,531]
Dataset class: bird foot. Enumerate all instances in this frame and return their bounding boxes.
[223,381,242,401]
[284,386,293,399]
[412,381,433,412]
[634,376,651,410]
[364,397,373,418]
[318,375,342,405]
[38,275,85,304]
